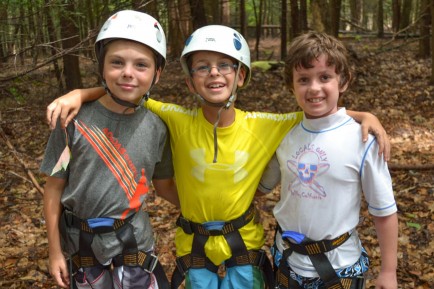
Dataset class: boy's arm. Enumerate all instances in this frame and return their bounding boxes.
[153,178,180,208]
[346,110,390,161]
[43,176,70,288]
[373,213,398,289]
[47,87,105,130]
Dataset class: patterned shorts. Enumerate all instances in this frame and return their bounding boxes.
[272,245,369,289]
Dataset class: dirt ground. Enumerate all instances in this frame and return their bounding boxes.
[0,37,433,288]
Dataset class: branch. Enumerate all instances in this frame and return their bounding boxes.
[388,163,434,171]
[0,30,98,82]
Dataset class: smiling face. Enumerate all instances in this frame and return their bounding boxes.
[186,51,245,106]
[102,39,160,108]
[292,54,348,119]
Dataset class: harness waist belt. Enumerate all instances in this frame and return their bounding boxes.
[64,209,135,234]
[176,204,256,236]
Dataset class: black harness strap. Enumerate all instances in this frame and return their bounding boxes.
[275,225,352,289]
[171,205,273,289]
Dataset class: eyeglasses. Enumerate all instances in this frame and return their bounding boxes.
[190,63,238,77]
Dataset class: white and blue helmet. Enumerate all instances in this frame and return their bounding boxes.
[180,25,251,88]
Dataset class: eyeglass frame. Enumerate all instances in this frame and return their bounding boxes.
[190,63,238,77]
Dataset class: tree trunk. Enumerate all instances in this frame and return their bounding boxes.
[350,0,361,32]
[45,0,64,92]
[300,0,308,32]
[392,0,400,32]
[431,0,434,84]
[329,0,341,37]
[310,0,325,32]
[209,0,220,23]
[221,0,230,26]
[168,0,190,58]
[290,0,299,39]
[253,0,264,60]
[189,0,207,29]
[0,2,7,64]
[377,0,384,38]
[18,5,25,65]
[240,0,247,37]
[281,0,287,60]
[60,1,82,91]
[400,0,412,31]
[418,0,431,58]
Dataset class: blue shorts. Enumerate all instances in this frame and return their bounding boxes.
[185,265,264,289]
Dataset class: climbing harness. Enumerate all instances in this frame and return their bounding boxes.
[274,226,364,289]
[171,205,274,289]
[62,209,170,289]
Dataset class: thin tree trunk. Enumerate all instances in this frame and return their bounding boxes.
[60,1,82,91]
[45,0,63,92]
[240,0,247,37]
[221,0,230,26]
[281,0,287,60]
[392,0,400,32]
[290,0,299,39]
[377,0,384,38]
[431,0,434,84]
[329,0,341,37]
[418,0,431,58]
[190,0,207,29]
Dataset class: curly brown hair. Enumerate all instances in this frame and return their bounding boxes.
[284,31,353,93]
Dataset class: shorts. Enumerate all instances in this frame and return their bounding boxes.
[272,246,369,289]
[74,265,158,289]
[185,265,264,289]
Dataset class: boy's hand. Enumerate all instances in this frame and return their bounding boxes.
[48,253,70,288]
[360,114,391,161]
[375,270,397,289]
[46,89,84,130]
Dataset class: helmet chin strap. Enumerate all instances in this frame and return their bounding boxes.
[102,80,150,110]
[191,63,241,163]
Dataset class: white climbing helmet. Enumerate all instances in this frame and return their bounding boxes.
[180,25,251,88]
[95,10,166,70]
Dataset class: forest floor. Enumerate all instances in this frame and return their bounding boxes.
[0,36,433,289]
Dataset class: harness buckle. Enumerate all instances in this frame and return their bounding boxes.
[175,256,189,276]
[144,253,158,273]
[257,250,266,267]
[177,216,193,235]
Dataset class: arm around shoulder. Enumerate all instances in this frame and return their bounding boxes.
[47,87,106,130]
[346,110,390,161]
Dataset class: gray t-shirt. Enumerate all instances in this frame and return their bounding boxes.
[40,100,173,262]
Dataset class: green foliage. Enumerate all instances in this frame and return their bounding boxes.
[251,60,284,71]
[7,86,25,104]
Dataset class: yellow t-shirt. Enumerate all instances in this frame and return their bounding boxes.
[146,99,302,265]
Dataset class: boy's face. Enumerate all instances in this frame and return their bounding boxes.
[103,40,160,106]
[292,54,347,119]
[186,51,245,105]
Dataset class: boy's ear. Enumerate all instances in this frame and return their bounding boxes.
[237,66,246,88]
[153,68,162,85]
[339,81,349,93]
[185,78,196,93]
